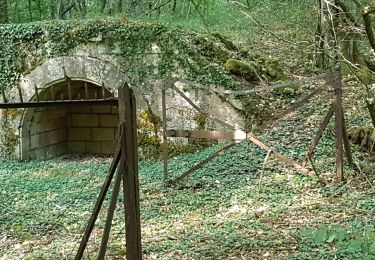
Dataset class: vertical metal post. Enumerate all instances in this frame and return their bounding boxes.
[17,85,23,103]
[85,82,89,100]
[162,86,168,183]
[333,72,344,181]
[2,89,7,103]
[68,81,73,101]
[102,83,106,100]
[118,84,142,260]
[34,85,40,102]
[50,85,55,101]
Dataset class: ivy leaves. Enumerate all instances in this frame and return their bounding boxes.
[299,224,375,258]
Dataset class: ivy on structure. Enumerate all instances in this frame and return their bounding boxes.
[0,18,289,159]
[0,109,22,160]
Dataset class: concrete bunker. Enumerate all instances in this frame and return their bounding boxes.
[0,20,249,160]
[20,80,119,160]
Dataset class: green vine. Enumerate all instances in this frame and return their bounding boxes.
[0,18,288,159]
[0,109,22,160]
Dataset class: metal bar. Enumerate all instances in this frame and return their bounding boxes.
[302,103,335,167]
[257,87,325,132]
[17,85,23,103]
[166,129,247,140]
[102,83,106,100]
[85,82,89,100]
[0,99,118,109]
[68,81,73,101]
[1,89,7,103]
[333,73,344,181]
[162,79,176,91]
[34,85,39,102]
[119,84,142,260]
[162,89,169,183]
[50,85,55,101]
[98,148,124,259]
[173,141,239,183]
[75,142,122,260]
[246,133,308,174]
[171,85,234,129]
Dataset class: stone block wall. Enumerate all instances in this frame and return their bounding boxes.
[21,107,69,160]
[21,104,119,160]
[66,105,118,155]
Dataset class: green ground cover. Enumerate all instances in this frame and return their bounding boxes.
[1,135,375,259]
[1,1,375,259]
[1,77,375,259]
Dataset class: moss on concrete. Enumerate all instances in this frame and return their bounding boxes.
[224,59,258,82]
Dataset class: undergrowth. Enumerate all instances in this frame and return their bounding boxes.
[0,138,374,259]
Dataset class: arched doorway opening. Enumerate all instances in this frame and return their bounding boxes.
[20,80,119,160]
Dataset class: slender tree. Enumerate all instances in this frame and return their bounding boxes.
[0,0,8,23]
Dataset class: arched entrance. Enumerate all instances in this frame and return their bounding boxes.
[15,56,129,160]
[20,79,119,160]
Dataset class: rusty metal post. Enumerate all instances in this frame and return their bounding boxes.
[333,72,344,181]
[98,145,125,259]
[75,142,122,260]
[162,86,168,183]
[118,84,142,260]
[302,103,335,167]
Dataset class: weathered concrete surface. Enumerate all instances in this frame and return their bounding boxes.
[11,48,243,160]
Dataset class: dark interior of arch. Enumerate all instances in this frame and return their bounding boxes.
[21,80,119,160]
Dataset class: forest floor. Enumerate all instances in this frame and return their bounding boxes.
[1,2,375,258]
[1,81,375,259]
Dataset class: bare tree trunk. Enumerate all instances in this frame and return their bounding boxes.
[28,0,33,21]
[0,0,8,23]
[315,0,328,68]
[49,0,55,19]
[130,0,142,15]
[100,0,107,13]
[14,0,21,22]
[118,0,123,13]
[36,0,42,20]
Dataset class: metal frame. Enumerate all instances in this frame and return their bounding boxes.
[162,71,353,184]
[0,99,118,109]
[74,83,142,260]
[0,82,142,259]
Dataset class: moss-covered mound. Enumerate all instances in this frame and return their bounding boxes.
[0,18,293,143]
[0,18,285,91]
[348,127,375,152]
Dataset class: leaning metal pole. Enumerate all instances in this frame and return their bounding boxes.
[75,83,142,259]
